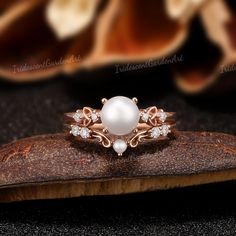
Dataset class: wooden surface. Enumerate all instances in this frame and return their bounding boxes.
[0,131,236,202]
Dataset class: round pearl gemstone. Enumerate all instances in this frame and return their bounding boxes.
[113,139,127,155]
[101,96,140,135]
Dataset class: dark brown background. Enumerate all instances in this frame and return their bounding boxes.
[0,64,235,235]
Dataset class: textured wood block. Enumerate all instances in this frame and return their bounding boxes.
[0,131,235,202]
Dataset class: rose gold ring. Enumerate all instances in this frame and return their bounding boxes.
[64,96,176,156]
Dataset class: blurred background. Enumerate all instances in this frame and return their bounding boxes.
[0,0,236,235]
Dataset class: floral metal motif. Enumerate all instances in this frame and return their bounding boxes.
[66,104,174,152]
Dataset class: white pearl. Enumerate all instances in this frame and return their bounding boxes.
[113,139,127,155]
[101,96,140,135]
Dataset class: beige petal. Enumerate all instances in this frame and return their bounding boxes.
[46,0,99,40]
[166,0,205,22]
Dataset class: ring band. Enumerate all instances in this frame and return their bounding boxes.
[64,96,176,156]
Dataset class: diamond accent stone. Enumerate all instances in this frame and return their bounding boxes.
[141,112,149,122]
[158,110,167,122]
[151,127,161,138]
[80,127,90,139]
[91,112,98,122]
[73,111,83,122]
[70,125,80,136]
[161,124,170,136]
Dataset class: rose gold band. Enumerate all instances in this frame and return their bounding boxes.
[64,98,176,156]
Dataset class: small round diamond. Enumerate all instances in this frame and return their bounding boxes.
[73,111,83,122]
[80,127,90,139]
[70,125,80,136]
[91,112,98,122]
[151,127,161,138]
[158,111,167,122]
[161,124,170,136]
[141,112,149,122]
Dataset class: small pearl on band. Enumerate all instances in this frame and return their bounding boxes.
[113,139,127,156]
[65,96,175,156]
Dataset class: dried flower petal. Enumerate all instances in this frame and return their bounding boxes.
[46,0,99,39]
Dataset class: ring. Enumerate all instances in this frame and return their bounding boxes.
[64,96,176,156]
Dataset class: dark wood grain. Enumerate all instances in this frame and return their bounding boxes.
[0,131,235,202]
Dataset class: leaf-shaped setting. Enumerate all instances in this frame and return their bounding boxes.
[145,106,159,126]
[147,106,158,119]
[82,107,93,126]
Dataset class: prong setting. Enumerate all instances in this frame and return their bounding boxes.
[132,97,138,104]
[101,98,107,104]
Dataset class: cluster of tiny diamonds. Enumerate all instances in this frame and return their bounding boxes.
[70,125,90,139]
[140,109,171,139]
[150,125,171,138]
[70,110,100,139]
[73,110,99,123]
[71,108,171,142]
[140,109,167,123]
